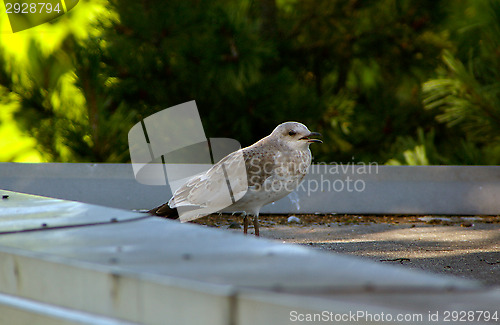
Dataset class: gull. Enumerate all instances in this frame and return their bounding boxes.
[149,122,322,236]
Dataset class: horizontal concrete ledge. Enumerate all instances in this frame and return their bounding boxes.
[1,190,499,324]
[0,163,499,215]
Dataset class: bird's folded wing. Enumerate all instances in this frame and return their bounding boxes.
[168,150,249,221]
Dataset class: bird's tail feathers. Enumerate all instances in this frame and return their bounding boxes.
[148,203,179,219]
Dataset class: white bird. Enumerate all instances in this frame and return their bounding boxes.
[149,121,322,236]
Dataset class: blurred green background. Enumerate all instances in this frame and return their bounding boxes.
[1,0,499,164]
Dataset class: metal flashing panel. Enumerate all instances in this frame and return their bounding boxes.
[0,190,147,234]
[0,190,499,324]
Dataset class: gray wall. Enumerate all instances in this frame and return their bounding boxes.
[1,163,499,215]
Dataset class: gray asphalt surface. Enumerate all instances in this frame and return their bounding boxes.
[260,219,500,286]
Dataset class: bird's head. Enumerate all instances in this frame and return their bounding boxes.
[271,122,322,150]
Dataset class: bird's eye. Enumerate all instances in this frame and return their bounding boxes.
[288,130,296,136]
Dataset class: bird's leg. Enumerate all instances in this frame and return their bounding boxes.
[253,215,260,236]
[243,215,248,235]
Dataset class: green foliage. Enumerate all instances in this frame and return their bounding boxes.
[278,0,451,162]
[0,0,498,164]
[422,0,500,164]
[423,51,500,142]
[0,0,121,162]
[386,128,442,165]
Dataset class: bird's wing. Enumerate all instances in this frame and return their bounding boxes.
[242,146,277,190]
[168,149,248,222]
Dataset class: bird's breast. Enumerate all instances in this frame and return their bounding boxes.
[274,149,312,177]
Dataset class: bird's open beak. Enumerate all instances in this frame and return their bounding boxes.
[300,132,322,143]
